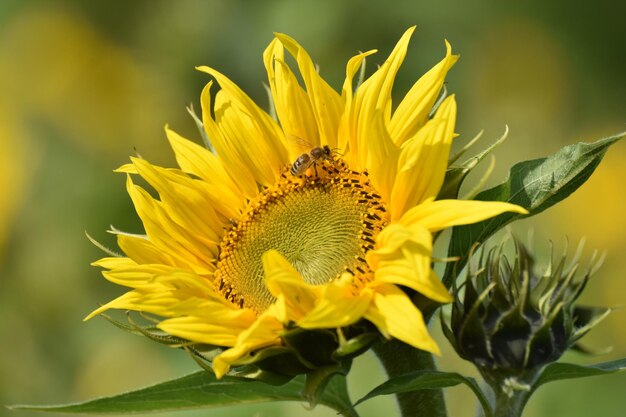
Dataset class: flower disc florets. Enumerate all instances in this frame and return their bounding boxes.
[215,158,388,314]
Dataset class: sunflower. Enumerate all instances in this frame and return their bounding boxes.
[87,27,527,379]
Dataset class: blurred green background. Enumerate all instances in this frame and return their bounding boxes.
[1,1,624,416]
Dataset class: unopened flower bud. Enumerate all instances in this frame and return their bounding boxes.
[442,238,610,380]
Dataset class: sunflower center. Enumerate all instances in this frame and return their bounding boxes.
[214,158,388,314]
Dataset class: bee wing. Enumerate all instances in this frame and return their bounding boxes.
[285,134,314,158]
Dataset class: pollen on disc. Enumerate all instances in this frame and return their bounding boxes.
[214,158,388,314]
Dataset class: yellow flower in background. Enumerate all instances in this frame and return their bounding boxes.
[87,27,526,378]
[0,8,183,159]
[0,103,29,259]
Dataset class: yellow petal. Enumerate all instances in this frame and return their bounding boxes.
[115,233,176,265]
[212,311,283,379]
[374,263,452,304]
[131,158,223,232]
[390,95,457,219]
[367,222,427,258]
[363,109,400,206]
[200,81,259,198]
[125,175,214,274]
[130,158,223,258]
[390,119,443,218]
[263,38,320,156]
[262,250,319,322]
[348,28,414,177]
[400,199,528,232]
[92,256,137,269]
[367,223,450,303]
[210,87,285,187]
[152,271,217,297]
[84,291,143,320]
[338,49,377,157]
[158,307,257,347]
[355,26,415,128]
[196,66,288,173]
[98,262,180,289]
[165,126,245,211]
[366,285,440,355]
[389,40,459,146]
[298,277,372,329]
[114,163,137,173]
[87,267,228,320]
[365,284,440,354]
[274,33,343,149]
[86,286,188,319]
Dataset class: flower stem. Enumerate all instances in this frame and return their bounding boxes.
[482,372,535,417]
[491,389,530,417]
[373,339,447,417]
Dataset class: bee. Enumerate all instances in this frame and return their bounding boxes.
[290,145,333,176]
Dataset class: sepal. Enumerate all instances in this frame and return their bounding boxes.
[442,237,612,376]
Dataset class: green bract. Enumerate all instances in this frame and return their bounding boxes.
[443,238,611,378]
[101,312,380,402]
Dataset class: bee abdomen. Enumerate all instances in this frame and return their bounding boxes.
[290,153,311,175]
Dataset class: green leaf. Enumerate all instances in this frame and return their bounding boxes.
[532,357,626,392]
[444,132,624,287]
[10,371,359,417]
[303,365,350,408]
[352,370,493,417]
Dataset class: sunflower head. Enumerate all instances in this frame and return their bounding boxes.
[442,237,611,383]
[87,27,527,382]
